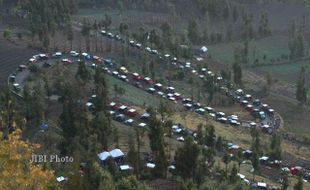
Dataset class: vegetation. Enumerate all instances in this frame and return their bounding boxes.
[1,0,310,190]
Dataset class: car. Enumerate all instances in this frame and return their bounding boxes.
[115,114,126,122]
[112,71,119,76]
[140,112,150,120]
[61,59,72,64]
[119,105,128,113]
[135,43,142,49]
[244,94,252,101]
[125,119,134,126]
[241,100,248,106]
[138,123,147,128]
[119,75,128,82]
[134,82,143,88]
[195,108,205,115]
[126,109,137,117]
[52,52,62,58]
[259,111,266,120]
[174,93,181,100]
[18,64,27,71]
[9,75,16,82]
[132,73,141,81]
[93,56,102,64]
[100,30,107,35]
[172,125,183,134]
[119,67,128,75]
[104,59,113,66]
[154,83,163,90]
[235,89,244,96]
[39,54,49,60]
[110,102,119,110]
[86,102,95,111]
[69,50,79,57]
[253,99,261,106]
[205,107,213,113]
[144,77,153,85]
[13,83,21,91]
[146,87,156,94]
[166,86,175,93]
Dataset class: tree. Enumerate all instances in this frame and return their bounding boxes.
[127,136,139,177]
[91,111,112,150]
[258,12,271,38]
[158,100,171,122]
[175,136,200,180]
[233,61,242,86]
[205,125,216,149]
[67,23,74,50]
[282,176,289,190]
[265,72,272,95]
[76,60,91,85]
[196,124,204,145]
[81,21,92,52]
[215,136,223,152]
[251,150,259,181]
[148,114,168,177]
[236,149,243,172]
[230,164,238,183]
[116,176,151,190]
[296,66,307,105]
[188,20,199,44]
[3,27,12,40]
[222,151,230,174]
[0,129,57,190]
[98,170,115,190]
[294,175,303,190]
[269,133,282,161]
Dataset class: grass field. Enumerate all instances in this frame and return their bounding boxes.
[105,74,164,107]
[208,35,293,65]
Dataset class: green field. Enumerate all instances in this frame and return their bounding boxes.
[254,59,310,74]
[105,74,163,107]
[208,35,296,65]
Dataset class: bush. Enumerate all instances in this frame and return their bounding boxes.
[3,27,12,40]
[28,64,39,73]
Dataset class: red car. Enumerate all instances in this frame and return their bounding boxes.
[110,102,119,110]
[93,56,102,64]
[132,73,141,81]
[126,108,137,117]
[144,77,153,85]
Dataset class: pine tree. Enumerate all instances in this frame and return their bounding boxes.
[230,164,238,183]
[188,20,199,44]
[233,61,242,86]
[251,150,259,181]
[175,136,200,180]
[91,111,112,150]
[205,125,216,149]
[148,114,168,177]
[294,175,303,190]
[76,60,91,85]
[196,124,204,145]
[222,151,230,174]
[269,133,282,161]
[296,66,307,105]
